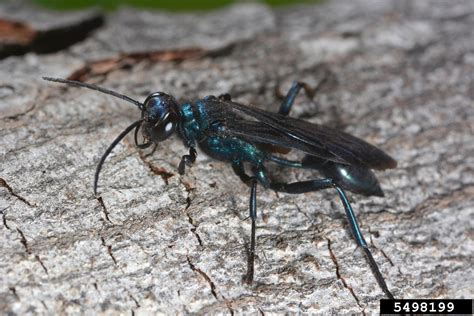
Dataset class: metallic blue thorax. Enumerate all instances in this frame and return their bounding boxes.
[179,98,266,166]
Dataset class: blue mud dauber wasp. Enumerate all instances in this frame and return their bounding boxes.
[43,76,397,299]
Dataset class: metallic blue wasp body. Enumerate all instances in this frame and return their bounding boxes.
[43,77,397,299]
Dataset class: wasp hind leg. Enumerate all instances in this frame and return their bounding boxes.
[270,178,395,299]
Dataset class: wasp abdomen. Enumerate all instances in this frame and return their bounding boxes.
[302,156,384,197]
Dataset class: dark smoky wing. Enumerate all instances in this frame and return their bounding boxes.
[201,99,344,162]
[223,120,348,164]
[217,100,397,170]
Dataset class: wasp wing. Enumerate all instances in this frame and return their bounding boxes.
[205,99,397,170]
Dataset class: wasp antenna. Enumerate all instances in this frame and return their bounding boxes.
[94,119,143,196]
[42,77,144,110]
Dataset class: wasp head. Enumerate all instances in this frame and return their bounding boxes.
[141,92,180,143]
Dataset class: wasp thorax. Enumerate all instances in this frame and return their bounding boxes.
[141,92,179,142]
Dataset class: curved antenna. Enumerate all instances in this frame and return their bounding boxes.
[94,119,143,195]
[42,77,144,110]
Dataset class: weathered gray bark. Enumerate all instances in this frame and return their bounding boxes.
[1,0,473,314]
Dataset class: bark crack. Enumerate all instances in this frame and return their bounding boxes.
[129,292,140,308]
[96,196,113,224]
[181,179,203,247]
[294,202,312,221]
[9,286,19,300]
[1,207,11,229]
[92,282,100,293]
[186,211,203,247]
[17,228,31,254]
[16,228,49,275]
[138,151,175,185]
[186,256,218,300]
[35,255,49,274]
[368,234,394,267]
[100,236,118,265]
[0,177,35,207]
[224,299,235,316]
[41,301,48,311]
[327,238,366,315]
[2,99,37,121]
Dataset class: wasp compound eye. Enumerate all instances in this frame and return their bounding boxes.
[142,111,179,142]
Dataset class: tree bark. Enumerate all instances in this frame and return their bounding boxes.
[1,0,473,314]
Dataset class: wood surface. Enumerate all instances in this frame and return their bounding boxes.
[1,0,473,314]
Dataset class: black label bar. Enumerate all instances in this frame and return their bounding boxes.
[380,299,472,315]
